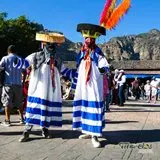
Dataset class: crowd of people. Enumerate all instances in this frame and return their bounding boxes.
[130,77,160,103]
[103,70,160,112]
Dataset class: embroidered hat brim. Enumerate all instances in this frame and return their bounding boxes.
[36,31,65,43]
[77,23,106,38]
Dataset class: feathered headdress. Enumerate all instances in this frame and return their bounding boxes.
[100,0,131,30]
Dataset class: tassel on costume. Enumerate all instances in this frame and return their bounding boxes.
[50,57,55,90]
[81,44,91,84]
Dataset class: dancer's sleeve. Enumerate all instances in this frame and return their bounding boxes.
[13,53,36,69]
[60,64,77,79]
[98,55,110,73]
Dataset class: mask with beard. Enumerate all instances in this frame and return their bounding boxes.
[84,37,96,49]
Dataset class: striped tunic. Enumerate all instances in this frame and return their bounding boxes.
[23,52,62,128]
[72,47,109,136]
[14,52,76,129]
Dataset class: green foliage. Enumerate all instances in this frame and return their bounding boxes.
[138,33,148,39]
[0,12,44,59]
[0,12,7,20]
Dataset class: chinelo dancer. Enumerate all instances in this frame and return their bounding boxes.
[73,0,131,148]
[18,30,66,142]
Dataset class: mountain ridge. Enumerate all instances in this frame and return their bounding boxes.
[59,29,160,62]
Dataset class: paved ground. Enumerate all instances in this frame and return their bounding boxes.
[0,100,160,160]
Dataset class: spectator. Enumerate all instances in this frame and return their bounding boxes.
[131,77,140,100]
[0,67,4,112]
[144,80,151,103]
[150,77,159,104]
[60,76,66,96]
[112,69,120,105]
[116,70,126,106]
[105,69,114,112]
[22,66,32,113]
[63,80,71,100]
[140,83,145,100]
[0,45,24,126]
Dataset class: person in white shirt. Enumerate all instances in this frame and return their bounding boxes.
[150,77,159,104]
[144,80,151,103]
[116,70,126,106]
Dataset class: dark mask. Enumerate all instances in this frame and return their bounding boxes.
[46,43,56,57]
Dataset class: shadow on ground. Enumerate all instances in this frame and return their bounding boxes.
[110,107,160,112]
[125,103,160,107]
[106,120,138,124]
[0,128,160,147]
[0,129,81,141]
[63,119,139,125]
[101,129,160,147]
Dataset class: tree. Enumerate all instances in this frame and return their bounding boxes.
[0,12,44,59]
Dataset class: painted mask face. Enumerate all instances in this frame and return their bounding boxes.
[84,37,95,48]
[46,43,56,55]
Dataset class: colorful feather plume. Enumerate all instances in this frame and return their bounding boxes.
[100,0,131,30]
[100,0,113,25]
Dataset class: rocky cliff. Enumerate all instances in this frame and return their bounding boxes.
[102,29,160,61]
[58,29,160,62]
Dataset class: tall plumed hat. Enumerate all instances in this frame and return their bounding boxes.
[77,0,131,38]
[77,23,106,39]
[36,30,65,43]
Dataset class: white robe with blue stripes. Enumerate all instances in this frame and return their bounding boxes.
[24,53,62,128]
[72,48,109,136]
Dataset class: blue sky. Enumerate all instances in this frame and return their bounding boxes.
[0,0,160,43]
